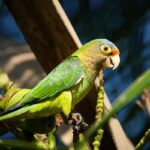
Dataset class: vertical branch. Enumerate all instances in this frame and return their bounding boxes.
[5,0,81,73]
[92,70,104,149]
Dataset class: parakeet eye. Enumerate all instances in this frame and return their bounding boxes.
[101,45,112,55]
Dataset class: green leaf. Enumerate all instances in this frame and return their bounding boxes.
[85,69,150,140]
[0,69,9,90]
[48,128,57,150]
[75,133,90,150]
[0,139,47,150]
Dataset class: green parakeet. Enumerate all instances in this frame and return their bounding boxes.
[0,39,120,121]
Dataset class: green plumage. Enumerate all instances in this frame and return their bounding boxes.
[0,39,120,121]
[18,56,84,105]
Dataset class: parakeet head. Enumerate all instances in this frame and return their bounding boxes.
[72,39,120,70]
[98,39,120,70]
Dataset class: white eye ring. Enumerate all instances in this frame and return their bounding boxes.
[101,45,111,54]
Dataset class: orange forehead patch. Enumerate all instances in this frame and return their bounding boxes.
[111,49,120,55]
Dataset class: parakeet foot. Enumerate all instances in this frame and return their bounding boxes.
[68,113,88,134]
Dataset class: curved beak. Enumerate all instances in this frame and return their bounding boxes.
[110,55,120,70]
[102,50,120,70]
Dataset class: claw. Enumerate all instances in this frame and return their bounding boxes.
[68,113,88,133]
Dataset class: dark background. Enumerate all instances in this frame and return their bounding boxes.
[0,0,150,149]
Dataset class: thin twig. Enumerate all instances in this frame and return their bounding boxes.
[135,128,150,150]
[92,70,104,150]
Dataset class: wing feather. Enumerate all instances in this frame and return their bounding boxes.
[19,56,84,105]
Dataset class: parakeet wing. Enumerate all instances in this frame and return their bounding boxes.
[19,56,84,105]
